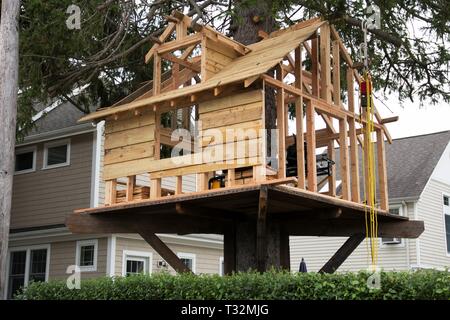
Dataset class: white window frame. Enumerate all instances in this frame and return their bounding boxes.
[4,244,50,299]
[76,239,98,272]
[177,252,196,274]
[219,257,224,276]
[14,146,37,175]
[42,139,71,170]
[442,192,450,257]
[122,250,152,276]
[380,204,404,247]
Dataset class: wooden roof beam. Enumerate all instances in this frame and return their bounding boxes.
[145,22,177,63]
[156,33,203,55]
[160,53,201,73]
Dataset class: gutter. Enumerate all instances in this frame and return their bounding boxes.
[17,122,96,147]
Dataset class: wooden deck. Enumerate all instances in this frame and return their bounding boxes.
[67,179,423,238]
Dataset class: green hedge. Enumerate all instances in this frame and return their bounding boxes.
[17,270,450,300]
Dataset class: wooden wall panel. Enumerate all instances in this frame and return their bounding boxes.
[103,110,156,180]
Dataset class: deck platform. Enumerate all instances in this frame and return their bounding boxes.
[67,180,423,273]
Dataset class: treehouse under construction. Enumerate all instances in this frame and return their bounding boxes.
[67,12,424,274]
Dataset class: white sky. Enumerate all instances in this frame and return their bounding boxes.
[376,95,450,139]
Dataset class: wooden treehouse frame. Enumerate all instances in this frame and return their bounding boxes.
[68,12,423,274]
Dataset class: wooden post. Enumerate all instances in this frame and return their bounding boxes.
[105,179,117,205]
[295,46,306,189]
[197,173,209,191]
[150,178,162,199]
[306,100,317,192]
[138,231,192,273]
[153,54,161,95]
[319,234,365,273]
[226,168,235,187]
[311,37,319,97]
[154,110,161,159]
[320,24,331,103]
[277,87,286,179]
[126,176,136,202]
[0,0,20,299]
[377,129,389,210]
[327,141,336,196]
[339,118,351,200]
[332,40,340,106]
[175,175,182,195]
[347,67,361,203]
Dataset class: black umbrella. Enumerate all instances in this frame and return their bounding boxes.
[299,258,307,273]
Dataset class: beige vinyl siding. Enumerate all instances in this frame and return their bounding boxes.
[8,235,108,281]
[416,178,450,268]
[11,133,94,229]
[49,238,108,280]
[290,202,413,272]
[115,236,222,275]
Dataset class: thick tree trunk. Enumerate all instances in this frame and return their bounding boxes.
[0,0,20,299]
[231,0,277,157]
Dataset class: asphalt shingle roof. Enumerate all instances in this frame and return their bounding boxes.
[385,130,450,199]
[333,130,450,200]
[28,101,91,136]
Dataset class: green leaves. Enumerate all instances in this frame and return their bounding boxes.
[16,269,450,300]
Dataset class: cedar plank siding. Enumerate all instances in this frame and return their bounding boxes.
[11,133,94,229]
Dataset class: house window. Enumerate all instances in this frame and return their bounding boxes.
[15,147,36,174]
[177,252,196,273]
[7,246,49,299]
[381,205,403,245]
[76,240,98,272]
[43,139,70,169]
[122,251,152,277]
[443,194,450,254]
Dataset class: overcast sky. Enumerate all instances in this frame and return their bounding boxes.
[377,95,450,140]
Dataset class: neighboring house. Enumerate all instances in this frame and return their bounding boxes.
[5,102,224,299]
[290,130,450,272]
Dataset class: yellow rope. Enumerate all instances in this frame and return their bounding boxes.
[361,71,378,271]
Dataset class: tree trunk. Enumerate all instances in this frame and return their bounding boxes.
[231,0,277,158]
[0,0,21,299]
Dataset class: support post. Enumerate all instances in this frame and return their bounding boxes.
[277,87,286,179]
[327,141,336,196]
[126,176,136,202]
[320,24,331,103]
[306,100,317,191]
[311,37,319,97]
[377,129,389,210]
[339,117,351,200]
[295,46,306,189]
[138,231,192,273]
[347,67,361,203]
[105,179,117,205]
[319,233,365,273]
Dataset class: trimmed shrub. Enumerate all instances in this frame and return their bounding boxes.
[17,270,450,300]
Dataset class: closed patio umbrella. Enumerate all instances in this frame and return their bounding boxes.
[299,258,307,273]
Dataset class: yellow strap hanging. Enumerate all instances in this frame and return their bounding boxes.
[361,71,378,271]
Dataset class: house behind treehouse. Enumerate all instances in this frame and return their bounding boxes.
[69,12,424,274]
